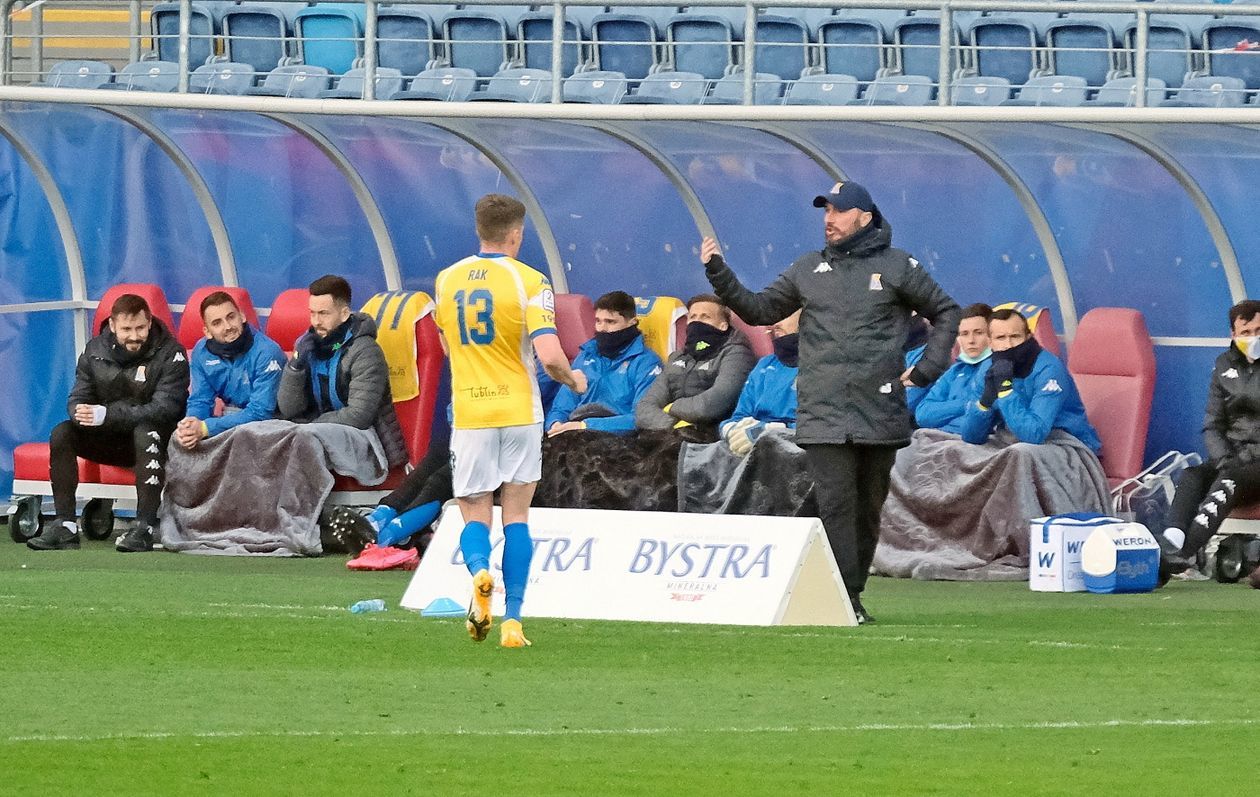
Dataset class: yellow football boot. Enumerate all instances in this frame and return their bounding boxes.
[499,619,532,648]
[465,569,494,642]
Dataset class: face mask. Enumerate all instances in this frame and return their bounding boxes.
[594,325,640,359]
[958,347,991,366]
[685,321,730,360]
[772,333,799,367]
[991,336,1042,378]
[1235,336,1260,360]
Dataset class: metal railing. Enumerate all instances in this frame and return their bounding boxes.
[3,0,1260,106]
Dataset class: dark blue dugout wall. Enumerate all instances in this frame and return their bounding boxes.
[302,116,548,296]
[3,107,1254,499]
[0,123,77,495]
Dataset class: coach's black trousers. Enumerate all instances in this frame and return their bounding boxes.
[802,442,899,597]
[1167,461,1260,556]
[49,420,172,526]
[379,444,454,514]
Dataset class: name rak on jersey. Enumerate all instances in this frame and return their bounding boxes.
[450,535,775,579]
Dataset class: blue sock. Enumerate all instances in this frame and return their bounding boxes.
[502,522,533,621]
[365,505,398,534]
[459,521,492,575]
[378,500,441,548]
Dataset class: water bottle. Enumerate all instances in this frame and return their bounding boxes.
[349,599,387,614]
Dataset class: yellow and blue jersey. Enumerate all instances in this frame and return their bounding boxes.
[434,253,556,429]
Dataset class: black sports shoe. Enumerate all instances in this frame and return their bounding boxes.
[850,594,875,625]
[115,523,153,553]
[27,519,80,550]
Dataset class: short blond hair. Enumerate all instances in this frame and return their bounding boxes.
[475,193,526,244]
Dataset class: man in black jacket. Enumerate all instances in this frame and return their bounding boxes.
[1160,300,1260,577]
[27,293,190,552]
[701,182,961,623]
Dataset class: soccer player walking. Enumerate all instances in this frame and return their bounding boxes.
[434,194,586,648]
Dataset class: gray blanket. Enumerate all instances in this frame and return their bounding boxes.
[159,420,389,556]
[678,430,816,516]
[874,428,1110,581]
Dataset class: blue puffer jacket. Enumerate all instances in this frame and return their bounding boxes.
[186,327,287,437]
[718,353,798,437]
[915,357,991,435]
[959,349,1102,453]
[546,334,664,434]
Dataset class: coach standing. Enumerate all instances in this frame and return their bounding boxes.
[701,182,960,624]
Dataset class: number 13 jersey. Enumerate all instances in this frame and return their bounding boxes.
[434,253,557,429]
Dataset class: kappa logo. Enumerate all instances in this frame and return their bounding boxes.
[813,262,833,274]
[1042,379,1063,393]
[1224,368,1240,379]
[1204,502,1219,517]
[1222,479,1236,492]
[145,444,159,454]
[908,256,920,269]
[174,352,186,362]
[1194,513,1209,527]
[673,361,687,369]
[879,382,893,394]
[264,360,282,373]
[697,362,712,371]
[144,475,160,486]
[146,459,161,470]
[1212,489,1227,502]
[651,366,662,376]
[148,431,161,440]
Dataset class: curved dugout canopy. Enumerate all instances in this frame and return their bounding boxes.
[0,99,1247,490]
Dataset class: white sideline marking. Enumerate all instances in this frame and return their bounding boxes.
[4,717,1257,745]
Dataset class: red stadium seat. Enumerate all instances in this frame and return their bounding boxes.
[265,288,313,353]
[1067,307,1155,486]
[554,293,594,360]
[729,313,774,359]
[13,443,98,483]
[93,283,176,336]
[97,464,136,485]
[177,286,261,351]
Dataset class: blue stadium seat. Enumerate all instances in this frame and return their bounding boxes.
[667,8,742,79]
[817,16,887,83]
[1083,76,1167,106]
[951,75,1011,105]
[150,3,216,67]
[98,60,178,92]
[782,72,859,104]
[1160,75,1248,106]
[563,69,628,103]
[518,12,587,78]
[1002,74,1088,106]
[752,12,811,81]
[295,4,366,74]
[1203,20,1260,89]
[764,6,836,33]
[222,5,296,74]
[1123,17,1196,88]
[376,8,439,76]
[246,64,333,97]
[590,10,673,79]
[619,69,707,103]
[319,66,406,98]
[393,66,479,100]
[968,16,1042,85]
[1045,16,1120,87]
[850,73,934,105]
[892,15,959,79]
[41,59,114,88]
[703,71,784,104]
[189,61,256,94]
[441,6,525,76]
[468,67,553,102]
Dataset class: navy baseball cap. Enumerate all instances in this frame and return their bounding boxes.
[812,181,875,212]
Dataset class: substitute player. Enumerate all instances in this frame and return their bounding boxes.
[434,194,586,649]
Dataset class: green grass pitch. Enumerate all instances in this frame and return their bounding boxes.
[2,537,1258,795]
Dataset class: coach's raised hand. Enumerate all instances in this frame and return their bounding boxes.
[700,237,725,271]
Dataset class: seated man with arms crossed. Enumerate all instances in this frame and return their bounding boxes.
[27,293,189,553]
[876,305,1109,580]
[634,293,756,440]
